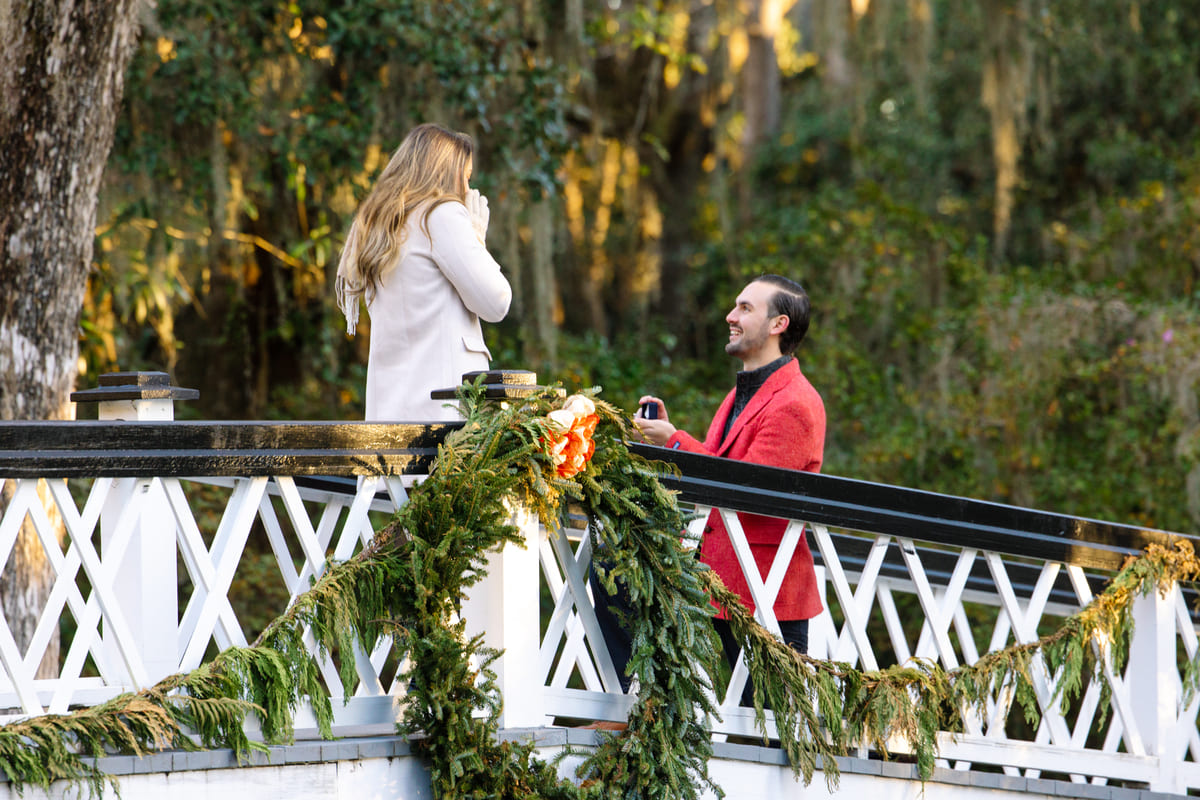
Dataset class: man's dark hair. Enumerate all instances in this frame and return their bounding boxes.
[756,274,810,355]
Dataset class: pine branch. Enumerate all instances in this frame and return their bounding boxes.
[704,538,1200,790]
[3,377,1197,800]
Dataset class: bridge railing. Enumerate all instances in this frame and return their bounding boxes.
[0,373,1198,793]
[631,444,1200,794]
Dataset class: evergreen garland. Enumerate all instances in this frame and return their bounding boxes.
[569,395,723,799]
[364,383,725,798]
[707,539,1200,790]
[0,382,1198,799]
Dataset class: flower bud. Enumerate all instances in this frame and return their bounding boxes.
[546,409,576,433]
[562,394,596,418]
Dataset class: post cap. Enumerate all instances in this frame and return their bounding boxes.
[71,371,199,404]
[430,369,562,400]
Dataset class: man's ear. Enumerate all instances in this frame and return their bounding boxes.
[770,314,790,336]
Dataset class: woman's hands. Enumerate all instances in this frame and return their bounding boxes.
[465,188,490,242]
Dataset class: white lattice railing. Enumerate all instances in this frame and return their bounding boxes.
[1,372,1198,793]
[0,474,407,724]
[542,506,1200,790]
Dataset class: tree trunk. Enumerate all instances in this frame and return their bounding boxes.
[742,0,786,159]
[0,0,144,678]
[528,199,559,365]
[738,0,787,219]
[904,0,935,114]
[981,0,1034,263]
[812,0,856,95]
[648,3,721,330]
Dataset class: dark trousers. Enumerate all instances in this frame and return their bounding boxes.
[714,616,808,707]
[589,566,635,693]
[591,562,809,700]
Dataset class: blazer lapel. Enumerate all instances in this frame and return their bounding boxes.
[703,392,737,451]
[715,360,795,456]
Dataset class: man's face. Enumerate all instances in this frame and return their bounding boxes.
[725,281,779,362]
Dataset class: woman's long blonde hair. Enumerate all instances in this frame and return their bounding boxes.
[336,124,474,324]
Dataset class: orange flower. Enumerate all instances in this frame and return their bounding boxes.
[543,395,599,478]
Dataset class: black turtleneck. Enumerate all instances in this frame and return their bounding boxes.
[721,355,793,442]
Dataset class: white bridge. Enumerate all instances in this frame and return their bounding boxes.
[0,372,1197,799]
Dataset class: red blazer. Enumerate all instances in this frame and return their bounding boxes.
[666,358,825,620]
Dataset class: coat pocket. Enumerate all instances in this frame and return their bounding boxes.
[462,332,492,359]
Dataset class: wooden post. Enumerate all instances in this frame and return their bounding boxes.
[71,372,197,687]
[1128,582,1182,793]
[460,503,544,727]
[437,370,554,728]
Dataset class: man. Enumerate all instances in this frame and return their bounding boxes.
[635,274,826,656]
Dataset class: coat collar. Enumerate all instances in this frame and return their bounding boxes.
[715,357,798,455]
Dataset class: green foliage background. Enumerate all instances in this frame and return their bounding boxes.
[89,0,1200,537]
[9,2,1200,794]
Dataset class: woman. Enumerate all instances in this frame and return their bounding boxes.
[336,124,512,421]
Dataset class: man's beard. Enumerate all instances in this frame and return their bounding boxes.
[725,323,769,360]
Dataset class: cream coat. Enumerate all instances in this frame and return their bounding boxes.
[364,200,511,421]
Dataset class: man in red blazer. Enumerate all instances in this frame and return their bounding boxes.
[635,274,826,655]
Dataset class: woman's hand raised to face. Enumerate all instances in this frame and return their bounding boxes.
[465,188,489,242]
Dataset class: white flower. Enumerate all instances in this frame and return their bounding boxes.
[546,409,576,434]
[561,394,595,418]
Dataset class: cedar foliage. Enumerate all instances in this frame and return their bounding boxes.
[376,381,725,798]
[707,539,1200,791]
[1,383,1199,798]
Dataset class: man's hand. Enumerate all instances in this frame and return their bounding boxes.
[633,395,677,446]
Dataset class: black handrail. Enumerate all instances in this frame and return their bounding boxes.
[0,420,462,478]
[0,421,1192,573]
[629,443,1191,573]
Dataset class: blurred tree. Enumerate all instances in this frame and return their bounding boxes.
[739,0,792,213]
[101,0,568,417]
[556,1,735,346]
[979,0,1035,262]
[78,0,1200,535]
[0,0,145,676]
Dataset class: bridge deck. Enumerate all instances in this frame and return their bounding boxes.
[4,730,1178,800]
